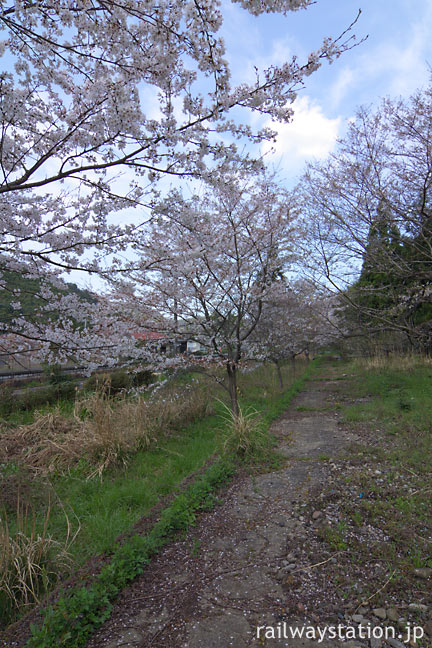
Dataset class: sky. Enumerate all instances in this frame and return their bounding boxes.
[69,0,432,291]
[219,0,432,183]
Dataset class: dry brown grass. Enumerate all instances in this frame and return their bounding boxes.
[0,411,82,475]
[356,352,432,372]
[0,382,213,479]
[0,498,74,622]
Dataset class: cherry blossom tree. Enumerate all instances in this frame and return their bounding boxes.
[112,172,298,413]
[248,279,334,387]
[0,0,361,364]
[296,83,432,352]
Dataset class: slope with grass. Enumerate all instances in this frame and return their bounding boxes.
[0,360,310,637]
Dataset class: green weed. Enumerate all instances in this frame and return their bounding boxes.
[0,360,315,631]
[25,459,234,648]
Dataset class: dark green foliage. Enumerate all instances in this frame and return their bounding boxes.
[0,268,95,330]
[0,383,76,416]
[340,204,432,351]
[131,369,155,387]
[341,207,403,326]
[0,270,45,327]
[84,370,132,395]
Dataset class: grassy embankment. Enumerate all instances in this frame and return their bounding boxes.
[0,359,313,632]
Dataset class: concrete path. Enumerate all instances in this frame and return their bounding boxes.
[88,372,362,648]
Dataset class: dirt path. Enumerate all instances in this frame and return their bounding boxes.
[87,369,369,648]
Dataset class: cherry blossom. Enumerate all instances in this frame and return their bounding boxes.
[0,0,361,363]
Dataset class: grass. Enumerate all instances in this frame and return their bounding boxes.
[344,355,432,473]
[313,353,432,607]
[238,358,310,423]
[0,359,313,628]
[0,500,75,626]
[1,382,213,479]
[219,402,273,463]
[0,398,76,428]
[38,361,312,562]
[50,408,224,561]
[26,459,235,648]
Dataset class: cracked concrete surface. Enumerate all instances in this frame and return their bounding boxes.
[87,371,361,648]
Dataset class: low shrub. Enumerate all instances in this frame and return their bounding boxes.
[84,370,132,395]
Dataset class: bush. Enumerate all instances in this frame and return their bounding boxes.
[17,386,57,411]
[17,384,76,411]
[84,370,132,395]
[56,382,76,400]
[131,369,154,388]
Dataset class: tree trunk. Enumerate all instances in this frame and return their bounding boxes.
[226,361,239,416]
[290,353,296,377]
[274,359,284,389]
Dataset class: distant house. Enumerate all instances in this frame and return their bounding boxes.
[132,330,168,353]
[132,331,204,355]
[186,340,202,354]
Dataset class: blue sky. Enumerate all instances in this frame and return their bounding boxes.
[221,0,432,181]
[65,0,432,290]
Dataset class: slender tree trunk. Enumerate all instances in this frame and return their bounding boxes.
[274,359,284,389]
[226,361,239,416]
[290,353,296,377]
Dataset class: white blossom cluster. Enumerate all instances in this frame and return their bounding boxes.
[0,0,359,366]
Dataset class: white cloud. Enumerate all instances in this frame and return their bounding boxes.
[328,66,355,110]
[359,39,429,100]
[261,96,341,177]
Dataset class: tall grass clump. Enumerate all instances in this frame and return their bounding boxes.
[0,500,73,625]
[219,402,273,463]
